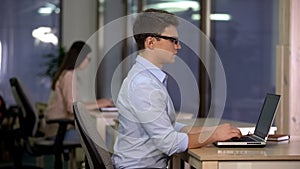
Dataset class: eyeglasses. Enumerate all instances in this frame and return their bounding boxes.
[151,34,180,45]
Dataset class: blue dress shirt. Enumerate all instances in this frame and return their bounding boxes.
[112,55,188,169]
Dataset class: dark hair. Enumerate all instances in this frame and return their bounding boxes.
[51,41,91,90]
[133,8,179,50]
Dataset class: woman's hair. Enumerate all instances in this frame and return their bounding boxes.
[133,8,179,50]
[51,41,91,90]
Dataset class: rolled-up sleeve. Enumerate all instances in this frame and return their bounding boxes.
[175,122,188,152]
[174,122,186,132]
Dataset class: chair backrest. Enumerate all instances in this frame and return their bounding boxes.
[9,77,38,138]
[0,94,7,126]
[73,102,114,169]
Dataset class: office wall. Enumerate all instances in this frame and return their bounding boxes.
[0,0,60,105]
[61,0,97,49]
[61,0,124,100]
[290,0,300,137]
[61,0,99,101]
[61,0,300,137]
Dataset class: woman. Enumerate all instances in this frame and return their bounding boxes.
[45,41,114,141]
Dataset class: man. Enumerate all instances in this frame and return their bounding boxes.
[112,9,242,169]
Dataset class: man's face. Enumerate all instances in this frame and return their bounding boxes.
[153,25,181,66]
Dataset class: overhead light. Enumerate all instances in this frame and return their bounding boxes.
[191,14,231,21]
[38,7,53,15]
[54,8,60,14]
[32,27,58,45]
[146,1,199,13]
[145,2,230,21]
[38,2,59,16]
[191,14,200,20]
[210,14,231,21]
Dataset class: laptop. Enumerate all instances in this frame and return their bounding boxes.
[214,93,281,148]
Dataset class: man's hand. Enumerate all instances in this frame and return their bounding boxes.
[212,123,242,142]
[185,123,242,149]
[97,99,114,108]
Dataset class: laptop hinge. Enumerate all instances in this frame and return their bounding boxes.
[252,134,266,141]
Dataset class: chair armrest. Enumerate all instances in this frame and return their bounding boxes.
[46,118,75,152]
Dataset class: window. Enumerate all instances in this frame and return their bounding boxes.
[0,0,61,105]
[98,0,278,123]
[211,0,278,122]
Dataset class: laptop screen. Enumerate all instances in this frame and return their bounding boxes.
[254,94,280,139]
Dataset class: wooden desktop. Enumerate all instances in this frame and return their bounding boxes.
[173,140,300,169]
[173,118,300,169]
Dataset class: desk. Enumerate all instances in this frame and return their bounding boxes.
[173,141,300,169]
[173,119,300,169]
[90,111,118,151]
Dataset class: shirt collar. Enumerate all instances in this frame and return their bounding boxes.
[136,55,167,83]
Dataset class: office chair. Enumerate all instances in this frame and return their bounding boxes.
[73,102,114,169]
[9,77,81,169]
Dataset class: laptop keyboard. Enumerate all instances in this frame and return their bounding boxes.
[230,136,256,142]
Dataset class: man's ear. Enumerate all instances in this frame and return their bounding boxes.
[145,36,155,49]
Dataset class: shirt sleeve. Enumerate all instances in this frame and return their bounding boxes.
[128,75,188,155]
[174,122,186,132]
[59,71,75,114]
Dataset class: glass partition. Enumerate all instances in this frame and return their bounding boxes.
[211,0,278,122]
[0,0,61,105]
[98,0,278,123]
